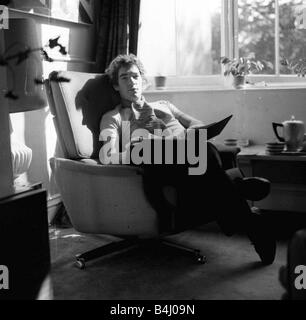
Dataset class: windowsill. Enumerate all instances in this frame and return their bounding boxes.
[145,83,306,94]
[144,75,306,93]
[145,86,229,93]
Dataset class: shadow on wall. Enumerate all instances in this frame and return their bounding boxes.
[75,74,120,159]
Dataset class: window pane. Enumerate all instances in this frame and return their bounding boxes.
[138,0,221,76]
[176,0,221,75]
[238,0,276,74]
[51,0,80,22]
[9,0,93,23]
[138,0,177,76]
[279,0,306,74]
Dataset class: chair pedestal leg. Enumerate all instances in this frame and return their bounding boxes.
[161,239,207,264]
[75,238,138,269]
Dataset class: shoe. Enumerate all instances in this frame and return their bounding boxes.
[237,177,271,201]
[246,211,276,265]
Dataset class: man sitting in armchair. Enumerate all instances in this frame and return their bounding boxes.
[99,54,276,266]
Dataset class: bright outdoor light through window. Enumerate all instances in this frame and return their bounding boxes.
[138,0,222,77]
[279,0,306,74]
[238,0,306,75]
[238,0,276,74]
[139,0,306,82]
[50,0,80,22]
[8,0,93,24]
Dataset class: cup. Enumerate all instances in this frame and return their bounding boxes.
[238,139,250,148]
[302,134,306,151]
[154,76,167,89]
[224,139,238,147]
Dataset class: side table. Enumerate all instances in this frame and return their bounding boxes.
[0,184,51,300]
[237,145,306,212]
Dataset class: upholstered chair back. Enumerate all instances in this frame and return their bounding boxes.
[46,71,121,160]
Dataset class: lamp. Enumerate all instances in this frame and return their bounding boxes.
[3,18,47,181]
[4,17,47,112]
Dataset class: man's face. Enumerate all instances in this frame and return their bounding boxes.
[114,64,143,103]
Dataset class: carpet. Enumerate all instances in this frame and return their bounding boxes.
[49,222,288,300]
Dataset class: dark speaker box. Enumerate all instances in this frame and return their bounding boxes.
[0,188,50,300]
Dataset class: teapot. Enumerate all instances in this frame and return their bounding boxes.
[272,116,305,152]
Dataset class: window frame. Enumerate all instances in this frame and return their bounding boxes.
[141,0,306,90]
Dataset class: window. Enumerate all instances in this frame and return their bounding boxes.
[8,0,94,24]
[238,0,276,74]
[238,0,306,75]
[138,0,306,85]
[279,0,306,74]
[138,0,222,77]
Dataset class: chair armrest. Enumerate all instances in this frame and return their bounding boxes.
[212,142,241,170]
[50,157,144,177]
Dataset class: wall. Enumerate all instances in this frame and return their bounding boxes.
[144,87,306,146]
[8,9,96,198]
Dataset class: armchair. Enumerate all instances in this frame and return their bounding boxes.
[46,71,240,269]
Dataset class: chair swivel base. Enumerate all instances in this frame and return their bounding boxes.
[75,237,207,269]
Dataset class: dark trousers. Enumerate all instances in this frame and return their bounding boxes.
[141,141,252,234]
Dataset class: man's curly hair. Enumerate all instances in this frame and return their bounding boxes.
[105,54,147,86]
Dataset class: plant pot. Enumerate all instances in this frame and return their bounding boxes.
[154,76,167,89]
[233,75,245,89]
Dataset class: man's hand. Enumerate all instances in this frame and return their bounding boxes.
[175,110,204,129]
[144,117,167,133]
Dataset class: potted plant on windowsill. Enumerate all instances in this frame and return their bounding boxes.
[154,74,167,89]
[220,54,266,89]
[280,57,306,77]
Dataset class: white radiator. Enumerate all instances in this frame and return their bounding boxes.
[11,138,32,179]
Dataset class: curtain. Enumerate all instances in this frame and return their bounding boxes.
[94,0,141,73]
